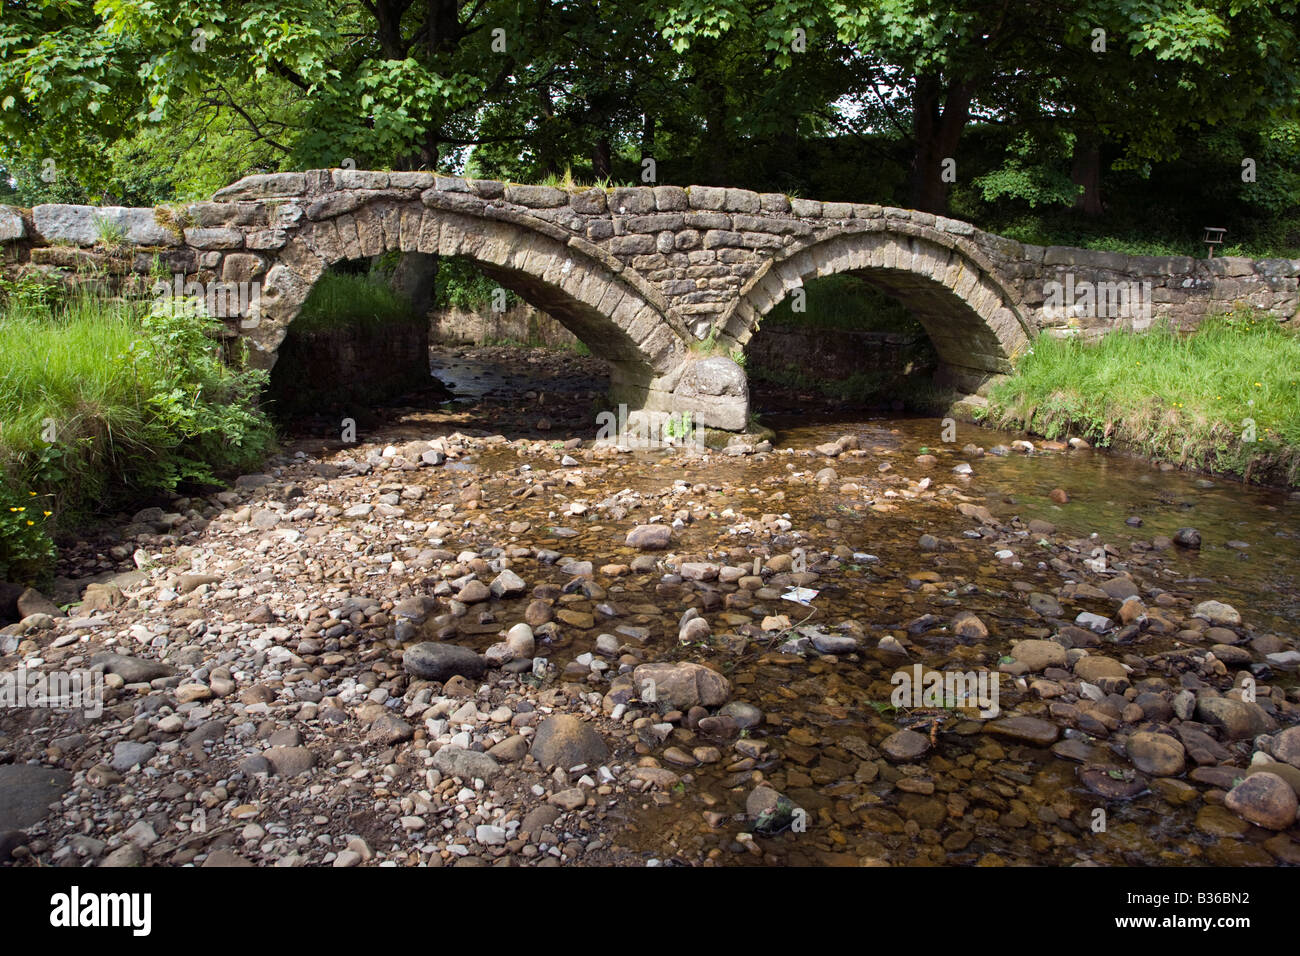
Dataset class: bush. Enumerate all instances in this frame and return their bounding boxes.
[0,291,276,583]
[433,257,519,311]
[126,297,276,489]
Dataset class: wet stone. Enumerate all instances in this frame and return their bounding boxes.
[881,729,930,761]
[1194,696,1274,740]
[1012,638,1067,671]
[1225,773,1298,830]
[1079,766,1149,799]
[984,716,1059,746]
[1126,731,1186,776]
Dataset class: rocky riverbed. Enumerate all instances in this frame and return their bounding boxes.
[1,346,1298,867]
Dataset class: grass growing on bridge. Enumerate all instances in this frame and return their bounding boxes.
[979,312,1300,485]
[0,292,274,584]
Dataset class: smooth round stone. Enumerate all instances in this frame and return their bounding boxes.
[1225,772,1298,830]
[1193,600,1240,627]
[880,729,930,761]
[402,642,486,682]
[718,701,762,729]
[1126,731,1186,776]
[1078,766,1148,799]
[1012,638,1067,671]
[529,714,609,770]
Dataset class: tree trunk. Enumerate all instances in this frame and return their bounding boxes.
[1070,139,1104,216]
[641,112,655,165]
[592,135,613,181]
[701,64,729,183]
[910,75,971,214]
[418,133,439,173]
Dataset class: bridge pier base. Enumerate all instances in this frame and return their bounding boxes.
[933,364,1008,397]
[608,355,750,432]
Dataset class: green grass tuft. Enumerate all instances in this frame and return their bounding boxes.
[0,291,275,583]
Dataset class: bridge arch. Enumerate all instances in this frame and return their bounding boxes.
[243,196,695,413]
[718,222,1034,394]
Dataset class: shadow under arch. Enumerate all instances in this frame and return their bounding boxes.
[718,225,1035,395]
[244,198,695,411]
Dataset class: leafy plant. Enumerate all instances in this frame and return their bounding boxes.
[0,289,276,580]
[0,484,56,587]
[0,258,63,311]
[664,412,693,441]
[126,296,275,489]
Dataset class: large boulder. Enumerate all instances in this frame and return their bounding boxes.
[402,642,486,682]
[672,356,749,431]
[631,662,731,709]
[529,715,609,770]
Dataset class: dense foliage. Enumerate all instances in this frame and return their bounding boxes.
[2,1,1299,252]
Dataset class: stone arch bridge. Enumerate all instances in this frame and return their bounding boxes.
[4,171,1297,430]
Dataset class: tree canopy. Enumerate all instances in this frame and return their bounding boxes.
[4,0,1300,251]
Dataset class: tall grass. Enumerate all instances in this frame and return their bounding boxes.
[293,271,420,333]
[0,290,276,583]
[979,312,1300,485]
[0,297,151,508]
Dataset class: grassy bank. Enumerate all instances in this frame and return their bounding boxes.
[977,312,1300,485]
[0,290,276,585]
